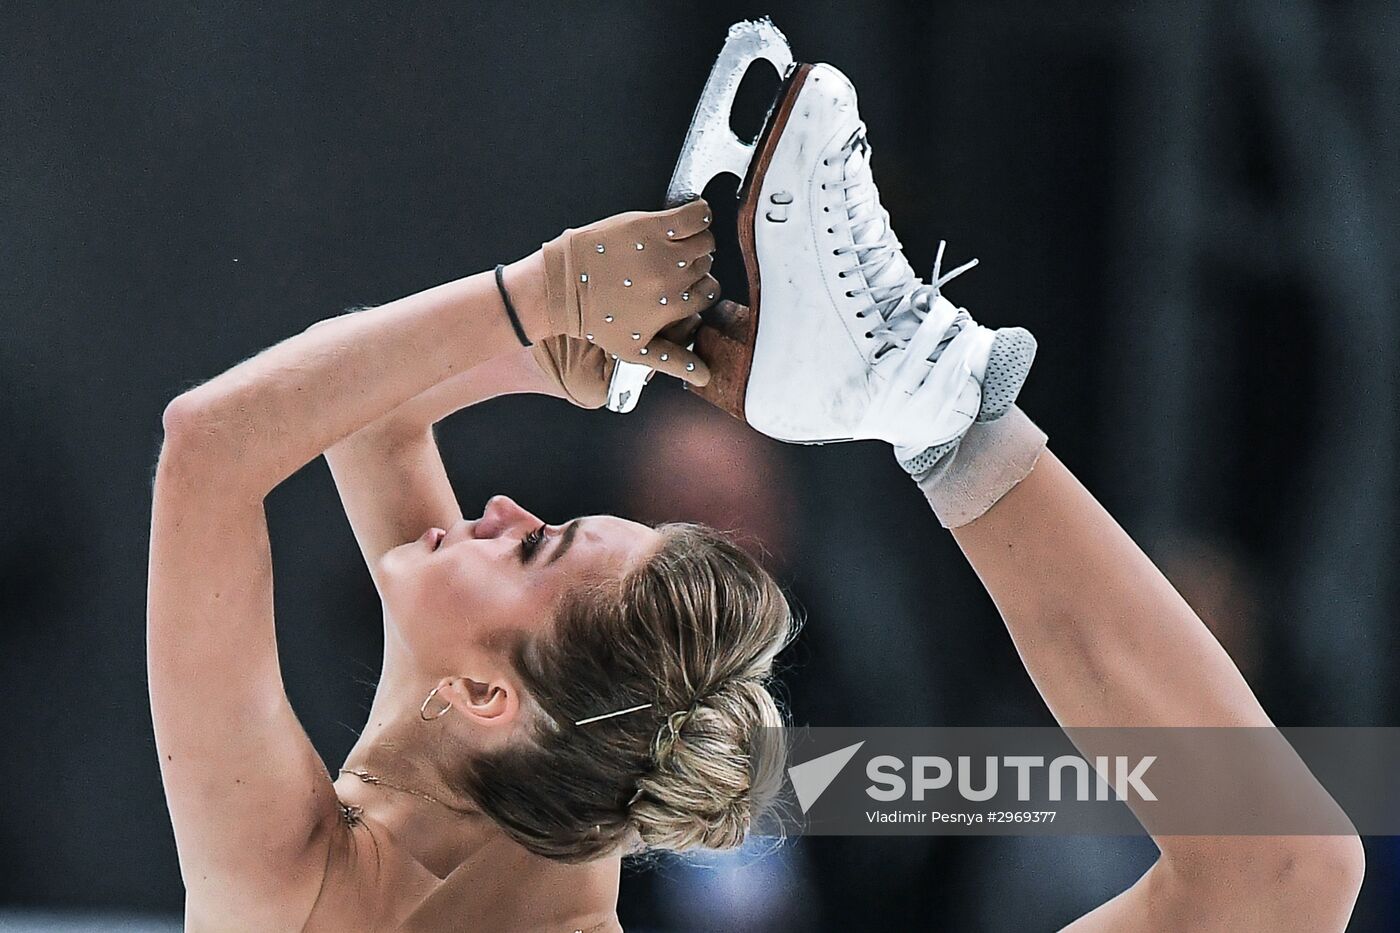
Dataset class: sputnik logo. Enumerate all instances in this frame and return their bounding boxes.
[788,741,865,813]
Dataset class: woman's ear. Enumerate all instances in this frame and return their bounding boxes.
[436,674,519,728]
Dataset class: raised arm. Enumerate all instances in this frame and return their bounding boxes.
[936,425,1364,930]
[325,327,634,574]
[147,261,544,927]
[322,348,553,571]
[148,203,717,925]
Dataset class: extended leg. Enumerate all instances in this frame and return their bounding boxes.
[935,419,1363,931]
[951,441,1269,731]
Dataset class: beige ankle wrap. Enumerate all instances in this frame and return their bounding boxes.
[914,405,1047,528]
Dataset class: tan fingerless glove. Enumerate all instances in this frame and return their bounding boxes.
[531,336,614,409]
[541,200,718,386]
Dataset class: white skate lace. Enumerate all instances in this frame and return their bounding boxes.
[833,125,979,362]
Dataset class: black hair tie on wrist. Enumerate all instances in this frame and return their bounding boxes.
[495,264,532,348]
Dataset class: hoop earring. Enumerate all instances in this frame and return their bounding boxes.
[420,685,453,721]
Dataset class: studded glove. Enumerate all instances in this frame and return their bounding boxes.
[531,316,704,409]
[541,199,718,386]
[530,335,614,409]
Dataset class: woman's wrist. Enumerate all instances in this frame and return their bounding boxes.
[500,251,554,343]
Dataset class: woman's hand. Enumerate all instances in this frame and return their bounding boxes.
[531,312,703,409]
[531,336,614,408]
[538,199,718,386]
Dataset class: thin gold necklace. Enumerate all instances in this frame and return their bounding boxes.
[338,767,476,816]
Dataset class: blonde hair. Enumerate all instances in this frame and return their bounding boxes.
[457,522,796,861]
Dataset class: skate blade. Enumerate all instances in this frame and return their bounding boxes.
[605,18,794,413]
[687,63,815,422]
[663,17,795,206]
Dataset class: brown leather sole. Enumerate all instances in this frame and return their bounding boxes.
[688,63,814,420]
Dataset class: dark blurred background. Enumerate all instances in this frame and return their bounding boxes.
[2,1,1397,930]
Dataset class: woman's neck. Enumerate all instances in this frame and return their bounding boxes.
[335,740,623,931]
[337,633,623,929]
[339,641,485,871]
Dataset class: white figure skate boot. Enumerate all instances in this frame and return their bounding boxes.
[687,63,1036,465]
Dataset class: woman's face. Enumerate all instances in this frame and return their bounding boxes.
[376,495,662,667]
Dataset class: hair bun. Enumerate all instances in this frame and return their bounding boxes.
[628,678,783,852]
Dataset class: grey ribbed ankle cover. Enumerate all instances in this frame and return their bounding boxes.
[912,406,1047,528]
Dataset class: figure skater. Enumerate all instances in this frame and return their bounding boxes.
[148,64,1362,932]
